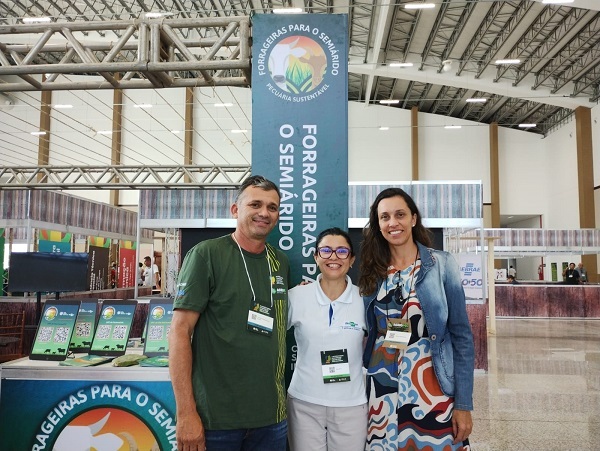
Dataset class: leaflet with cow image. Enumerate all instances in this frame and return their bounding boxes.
[143,298,173,357]
[30,300,80,361]
[89,300,137,356]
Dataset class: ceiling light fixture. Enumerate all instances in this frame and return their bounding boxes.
[389,62,413,68]
[53,104,73,109]
[231,129,248,133]
[214,103,234,107]
[518,123,536,128]
[466,98,487,103]
[404,2,435,9]
[542,0,574,4]
[495,59,521,65]
[171,130,181,134]
[97,130,113,135]
[444,125,462,129]
[30,131,47,135]
[442,59,453,72]
[133,104,152,108]
[22,17,51,23]
[379,126,389,131]
[273,8,304,14]
[145,12,174,18]
[379,99,400,105]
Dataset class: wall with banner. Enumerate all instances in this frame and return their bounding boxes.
[118,240,137,288]
[38,230,72,253]
[87,237,110,291]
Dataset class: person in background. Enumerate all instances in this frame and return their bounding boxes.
[287,227,367,451]
[138,262,144,286]
[508,265,516,279]
[507,275,519,284]
[169,175,290,451]
[143,256,160,290]
[359,187,474,450]
[563,263,580,285]
[577,262,588,284]
[110,262,117,289]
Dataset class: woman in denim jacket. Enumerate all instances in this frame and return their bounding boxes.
[359,188,474,450]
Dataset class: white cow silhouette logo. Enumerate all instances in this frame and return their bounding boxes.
[269,37,307,92]
[54,412,123,451]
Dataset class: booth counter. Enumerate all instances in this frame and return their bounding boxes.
[495,284,600,318]
[0,353,176,451]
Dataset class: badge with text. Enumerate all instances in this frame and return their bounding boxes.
[382,318,411,350]
[320,349,350,383]
[247,303,274,337]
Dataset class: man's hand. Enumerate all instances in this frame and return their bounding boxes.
[177,411,206,451]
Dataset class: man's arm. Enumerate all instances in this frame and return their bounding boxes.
[169,309,205,451]
[153,265,160,288]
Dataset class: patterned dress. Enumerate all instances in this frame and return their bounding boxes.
[366,261,470,451]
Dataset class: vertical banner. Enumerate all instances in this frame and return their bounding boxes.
[87,237,111,290]
[119,240,137,288]
[0,228,4,295]
[252,13,349,285]
[39,229,72,253]
[252,14,348,384]
[456,254,483,301]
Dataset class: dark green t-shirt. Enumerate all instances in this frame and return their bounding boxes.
[173,235,290,430]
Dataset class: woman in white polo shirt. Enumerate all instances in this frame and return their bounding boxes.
[287,227,367,451]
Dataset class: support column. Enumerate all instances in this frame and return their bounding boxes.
[411,106,419,181]
[489,122,502,269]
[184,87,194,183]
[109,78,123,207]
[575,106,597,282]
[37,89,52,182]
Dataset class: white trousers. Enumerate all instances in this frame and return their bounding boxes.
[287,395,367,451]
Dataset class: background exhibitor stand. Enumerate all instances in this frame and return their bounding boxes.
[0,353,176,450]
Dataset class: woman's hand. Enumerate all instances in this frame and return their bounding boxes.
[452,409,473,444]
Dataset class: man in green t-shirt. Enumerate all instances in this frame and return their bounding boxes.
[170,175,290,451]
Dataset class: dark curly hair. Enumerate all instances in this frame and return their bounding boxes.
[358,188,432,296]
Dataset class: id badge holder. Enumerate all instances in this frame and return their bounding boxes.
[247,302,274,337]
[320,349,350,384]
[382,318,411,350]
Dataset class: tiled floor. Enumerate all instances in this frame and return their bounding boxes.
[471,318,600,451]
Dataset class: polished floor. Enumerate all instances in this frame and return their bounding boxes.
[471,318,600,451]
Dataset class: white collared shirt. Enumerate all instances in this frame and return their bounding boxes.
[287,274,367,407]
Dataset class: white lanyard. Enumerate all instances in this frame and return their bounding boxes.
[232,233,273,307]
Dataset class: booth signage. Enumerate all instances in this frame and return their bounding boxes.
[251,13,349,285]
[87,245,110,290]
[457,254,484,301]
[0,379,176,450]
[251,14,349,384]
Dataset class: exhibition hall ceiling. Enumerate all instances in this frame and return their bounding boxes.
[0,0,599,167]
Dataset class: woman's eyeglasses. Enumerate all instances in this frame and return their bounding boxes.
[317,246,351,259]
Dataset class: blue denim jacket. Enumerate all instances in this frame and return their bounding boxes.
[362,241,475,411]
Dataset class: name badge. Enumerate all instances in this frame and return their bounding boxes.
[247,303,273,337]
[382,318,411,350]
[321,349,350,383]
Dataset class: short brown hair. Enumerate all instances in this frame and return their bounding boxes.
[236,175,280,202]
